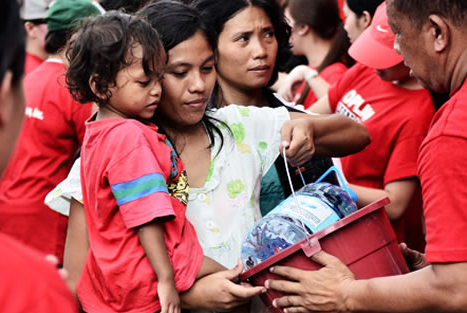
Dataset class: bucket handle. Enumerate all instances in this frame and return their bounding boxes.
[282,146,313,244]
[315,166,358,204]
[300,235,321,258]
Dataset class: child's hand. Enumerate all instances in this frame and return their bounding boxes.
[158,279,180,313]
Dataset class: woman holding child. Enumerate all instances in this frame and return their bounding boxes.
[49,1,370,311]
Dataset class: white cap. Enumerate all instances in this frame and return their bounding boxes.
[21,0,51,20]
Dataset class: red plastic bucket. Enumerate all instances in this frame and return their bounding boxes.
[239,198,408,313]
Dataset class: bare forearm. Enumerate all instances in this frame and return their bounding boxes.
[307,114,370,156]
[348,183,387,208]
[347,264,467,312]
[307,76,330,100]
[348,179,417,220]
[138,222,174,282]
[180,282,205,310]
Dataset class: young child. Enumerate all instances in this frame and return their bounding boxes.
[66,12,223,313]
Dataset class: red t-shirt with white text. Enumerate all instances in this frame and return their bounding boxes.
[0,60,92,262]
[328,63,434,248]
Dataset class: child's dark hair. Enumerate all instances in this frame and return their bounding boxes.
[66,11,164,106]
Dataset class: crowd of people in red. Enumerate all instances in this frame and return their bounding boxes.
[1,0,467,312]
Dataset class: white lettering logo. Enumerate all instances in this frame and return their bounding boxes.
[25,107,44,120]
[338,89,375,122]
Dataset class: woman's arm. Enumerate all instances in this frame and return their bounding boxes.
[282,112,370,166]
[63,198,89,301]
[308,94,333,114]
[348,178,418,220]
[277,65,330,102]
[270,71,288,93]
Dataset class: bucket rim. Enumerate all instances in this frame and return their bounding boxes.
[240,197,390,281]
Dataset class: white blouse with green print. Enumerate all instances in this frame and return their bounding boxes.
[45,104,290,269]
[188,104,289,268]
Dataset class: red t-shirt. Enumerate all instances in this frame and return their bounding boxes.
[0,233,78,312]
[328,63,435,248]
[24,52,44,75]
[419,80,467,263]
[294,62,348,110]
[78,117,203,313]
[0,60,92,262]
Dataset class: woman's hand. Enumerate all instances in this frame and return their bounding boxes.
[280,118,316,167]
[283,113,370,165]
[180,260,266,311]
[277,65,309,102]
[265,251,355,313]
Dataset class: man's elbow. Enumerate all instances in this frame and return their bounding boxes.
[429,263,467,312]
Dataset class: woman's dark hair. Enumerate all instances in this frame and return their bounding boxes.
[138,0,216,54]
[192,0,292,87]
[66,11,164,106]
[345,0,384,17]
[0,0,25,87]
[288,0,353,72]
[288,0,353,104]
[138,0,229,156]
[45,29,71,54]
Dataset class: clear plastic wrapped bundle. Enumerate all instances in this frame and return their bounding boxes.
[241,182,357,270]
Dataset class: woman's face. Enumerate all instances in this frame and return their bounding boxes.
[158,31,217,128]
[343,1,369,44]
[216,6,278,91]
[284,7,303,56]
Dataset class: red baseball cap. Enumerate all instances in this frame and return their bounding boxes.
[348,2,403,70]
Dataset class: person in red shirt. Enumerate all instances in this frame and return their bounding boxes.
[66,12,224,313]
[0,0,78,312]
[266,1,467,312]
[0,0,100,263]
[305,3,434,251]
[21,0,51,74]
[278,0,353,109]
[278,0,385,109]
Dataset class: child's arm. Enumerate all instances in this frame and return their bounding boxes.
[138,221,180,313]
[348,178,418,220]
